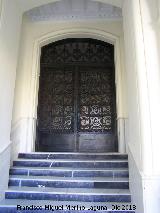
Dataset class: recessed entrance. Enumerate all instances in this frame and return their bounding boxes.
[36,38,117,152]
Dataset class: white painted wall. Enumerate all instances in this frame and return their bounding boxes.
[123,0,160,212]
[11,17,126,157]
[0,0,22,199]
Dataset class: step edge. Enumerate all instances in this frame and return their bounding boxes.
[5,190,131,196]
[10,168,129,173]
[14,159,128,162]
[19,152,128,155]
[9,177,129,182]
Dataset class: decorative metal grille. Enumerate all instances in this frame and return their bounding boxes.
[38,68,74,133]
[38,39,115,135]
[41,39,114,66]
[78,69,114,132]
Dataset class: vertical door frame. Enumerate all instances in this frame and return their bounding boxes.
[26,28,126,153]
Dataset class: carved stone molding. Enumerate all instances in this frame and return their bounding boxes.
[25,0,122,22]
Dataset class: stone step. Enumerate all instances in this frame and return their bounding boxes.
[1,152,134,212]
[9,176,129,189]
[18,152,128,160]
[13,159,128,168]
[10,167,129,178]
[0,200,136,213]
[5,187,131,202]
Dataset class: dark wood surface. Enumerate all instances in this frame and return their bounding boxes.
[36,38,117,152]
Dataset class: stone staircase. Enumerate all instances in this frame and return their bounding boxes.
[0,152,136,213]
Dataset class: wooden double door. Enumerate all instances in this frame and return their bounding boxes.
[36,39,117,152]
